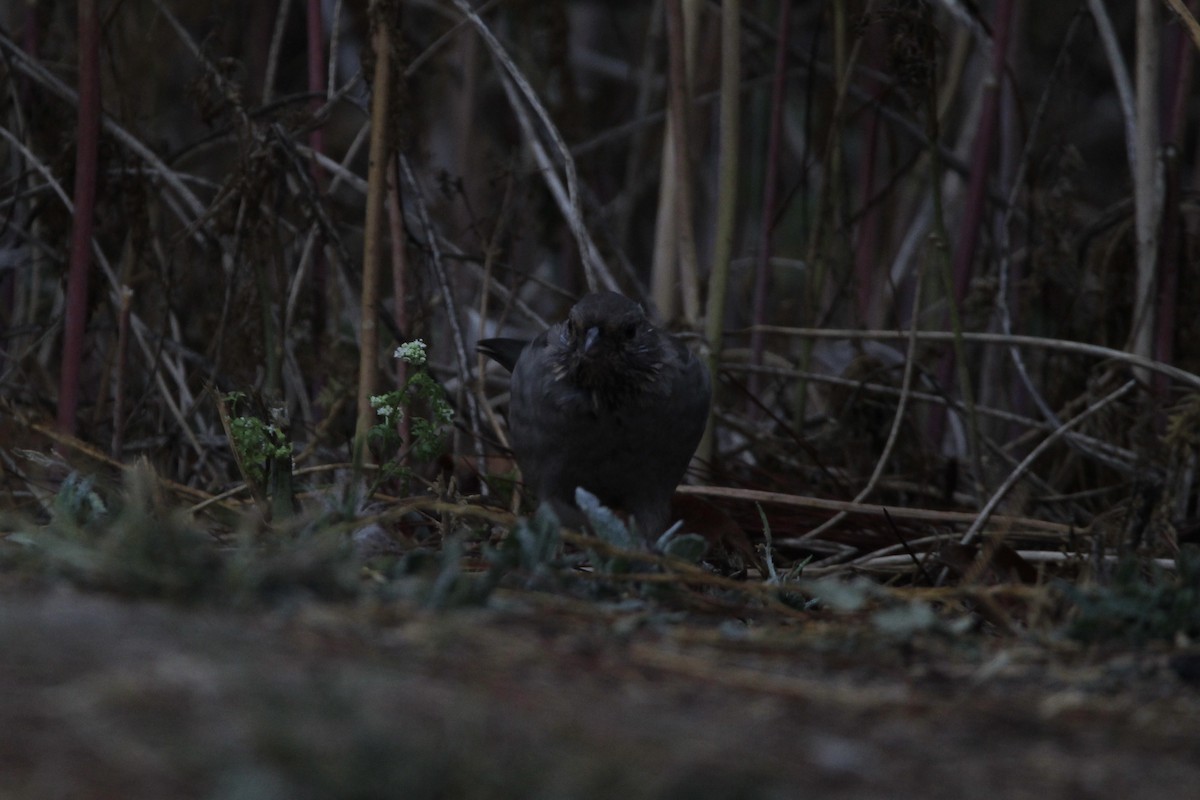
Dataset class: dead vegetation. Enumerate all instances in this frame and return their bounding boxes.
[3,1,1200,796]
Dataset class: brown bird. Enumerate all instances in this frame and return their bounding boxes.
[478,291,710,538]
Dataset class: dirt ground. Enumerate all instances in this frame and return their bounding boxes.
[3,585,1199,800]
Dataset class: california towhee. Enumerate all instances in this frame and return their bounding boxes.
[479,291,711,537]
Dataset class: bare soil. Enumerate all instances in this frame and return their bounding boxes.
[4,584,1200,800]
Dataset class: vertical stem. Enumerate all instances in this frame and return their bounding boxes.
[663,0,701,323]
[255,227,282,395]
[57,0,102,439]
[1161,0,1195,145]
[307,0,326,156]
[5,1,43,370]
[1130,0,1160,370]
[111,286,133,460]
[853,20,885,328]
[948,0,1014,310]
[354,0,393,473]
[748,0,791,388]
[617,0,664,254]
[387,156,410,454]
[1154,147,1180,402]
[307,0,329,353]
[700,0,741,469]
[19,2,40,106]
[1086,0,1138,171]
[263,0,294,105]
[930,0,1014,477]
[650,125,679,318]
[1155,2,1192,399]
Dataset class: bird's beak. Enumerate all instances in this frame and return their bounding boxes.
[583,326,601,354]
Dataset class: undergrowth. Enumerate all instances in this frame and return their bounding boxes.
[5,462,1199,651]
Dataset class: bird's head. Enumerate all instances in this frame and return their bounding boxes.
[551,292,664,395]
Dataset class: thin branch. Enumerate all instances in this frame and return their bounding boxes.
[263,0,294,104]
[798,253,928,541]
[1087,0,1139,172]
[723,360,1139,470]
[677,485,1074,535]
[994,8,1094,441]
[0,25,206,219]
[745,325,1200,390]
[1162,0,1200,50]
[450,0,617,293]
[398,155,484,465]
[959,380,1138,546]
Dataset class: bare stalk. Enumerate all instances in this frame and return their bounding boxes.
[57,0,102,439]
[948,0,1015,311]
[386,156,410,453]
[1162,0,1200,50]
[700,0,741,468]
[263,0,294,104]
[617,0,665,258]
[111,286,132,460]
[663,0,701,323]
[1130,0,1161,370]
[748,0,791,390]
[307,0,330,353]
[1086,0,1138,170]
[651,127,680,317]
[354,0,394,473]
[932,0,1015,493]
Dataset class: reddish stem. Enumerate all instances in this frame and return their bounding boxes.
[949,0,1015,309]
[1162,3,1195,145]
[1153,0,1193,405]
[57,0,102,439]
[853,22,887,328]
[307,0,326,148]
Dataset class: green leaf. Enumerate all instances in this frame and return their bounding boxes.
[663,533,708,563]
[513,504,562,569]
[871,601,937,638]
[575,488,634,549]
[797,576,880,612]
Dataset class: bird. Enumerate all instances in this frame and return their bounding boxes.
[478,291,711,539]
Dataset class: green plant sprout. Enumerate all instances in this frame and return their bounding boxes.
[226,393,294,488]
[370,339,455,473]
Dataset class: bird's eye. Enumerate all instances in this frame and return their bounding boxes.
[622,323,638,340]
[566,319,576,338]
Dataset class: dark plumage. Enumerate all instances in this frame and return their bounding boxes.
[478,291,711,537]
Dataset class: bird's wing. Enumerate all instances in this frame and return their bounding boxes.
[476,337,531,373]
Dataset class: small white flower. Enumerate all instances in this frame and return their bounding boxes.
[394,339,428,366]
